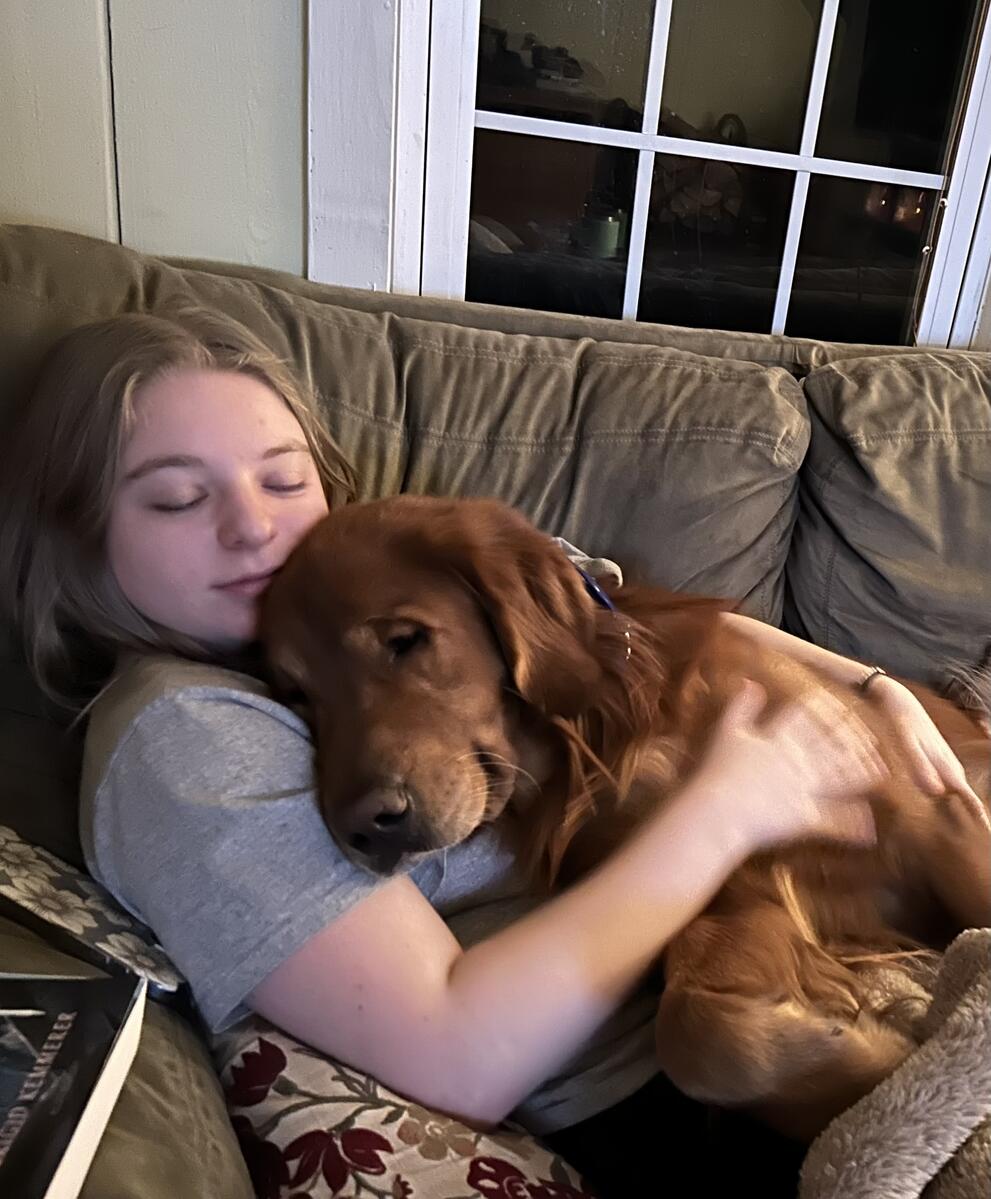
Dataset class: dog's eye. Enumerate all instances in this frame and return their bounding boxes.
[387,627,430,659]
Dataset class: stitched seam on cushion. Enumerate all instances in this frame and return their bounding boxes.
[849,429,991,447]
[816,357,991,379]
[401,344,790,379]
[0,280,116,322]
[0,277,390,350]
[331,399,803,460]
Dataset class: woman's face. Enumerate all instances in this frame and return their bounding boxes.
[107,367,330,648]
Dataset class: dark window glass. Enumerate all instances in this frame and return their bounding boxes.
[466,129,638,319]
[660,0,824,153]
[816,0,982,172]
[785,175,938,344]
[637,155,794,332]
[477,1,654,131]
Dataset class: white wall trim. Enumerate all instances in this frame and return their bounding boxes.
[308,1,398,289]
[915,8,991,346]
[949,159,991,345]
[421,0,482,298]
[390,0,431,294]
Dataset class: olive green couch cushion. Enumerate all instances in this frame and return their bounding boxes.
[786,354,991,688]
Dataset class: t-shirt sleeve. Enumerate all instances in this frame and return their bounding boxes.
[88,687,388,1032]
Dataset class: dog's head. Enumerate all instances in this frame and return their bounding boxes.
[259,496,606,873]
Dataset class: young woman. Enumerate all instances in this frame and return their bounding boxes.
[0,308,974,1196]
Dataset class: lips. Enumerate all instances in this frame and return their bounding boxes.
[214,569,277,598]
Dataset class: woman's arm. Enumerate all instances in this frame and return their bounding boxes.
[721,611,878,686]
[250,683,883,1127]
[250,793,744,1128]
[721,611,982,809]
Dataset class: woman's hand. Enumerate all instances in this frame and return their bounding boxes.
[717,613,987,827]
[691,680,886,856]
[866,674,987,824]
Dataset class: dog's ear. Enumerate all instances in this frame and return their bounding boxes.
[436,502,604,718]
[258,568,317,712]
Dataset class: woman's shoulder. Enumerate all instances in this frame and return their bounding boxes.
[82,652,309,794]
[94,651,270,717]
[79,652,316,880]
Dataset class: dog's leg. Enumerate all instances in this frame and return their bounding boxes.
[922,742,990,931]
[913,806,991,932]
[655,982,914,1141]
[655,907,916,1141]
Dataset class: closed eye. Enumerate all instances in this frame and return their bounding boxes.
[151,496,204,513]
[387,628,430,659]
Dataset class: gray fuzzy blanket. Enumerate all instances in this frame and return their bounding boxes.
[800,929,991,1199]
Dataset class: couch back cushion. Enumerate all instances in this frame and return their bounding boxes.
[0,224,807,857]
[785,353,991,688]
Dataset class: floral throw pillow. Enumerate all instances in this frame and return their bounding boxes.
[0,822,184,995]
[214,1018,598,1199]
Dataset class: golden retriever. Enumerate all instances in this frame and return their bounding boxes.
[260,495,990,1140]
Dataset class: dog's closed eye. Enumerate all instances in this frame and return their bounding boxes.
[374,620,431,662]
[388,627,429,658]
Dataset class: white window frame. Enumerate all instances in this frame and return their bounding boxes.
[309,0,991,347]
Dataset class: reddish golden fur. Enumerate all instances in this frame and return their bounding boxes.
[261,495,991,1140]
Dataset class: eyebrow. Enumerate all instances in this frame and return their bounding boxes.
[123,439,309,482]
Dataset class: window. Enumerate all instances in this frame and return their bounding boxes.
[309,0,991,346]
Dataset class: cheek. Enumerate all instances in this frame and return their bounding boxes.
[106,508,198,608]
[283,492,330,550]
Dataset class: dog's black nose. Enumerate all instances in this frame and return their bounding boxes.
[338,783,427,872]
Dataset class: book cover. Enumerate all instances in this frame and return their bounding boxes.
[0,974,146,1199]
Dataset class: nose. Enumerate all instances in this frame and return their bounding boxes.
[218,485,276,551]
[336,782,428,873]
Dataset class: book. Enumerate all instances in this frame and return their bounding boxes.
[0,974,146,1199]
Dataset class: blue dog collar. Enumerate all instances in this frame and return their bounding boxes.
[575,565,619,612]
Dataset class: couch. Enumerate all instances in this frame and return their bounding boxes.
[0,224,988,1199]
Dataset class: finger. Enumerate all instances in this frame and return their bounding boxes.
[943,767,991,829]
[724,679,767,729]
[905,738,945,795]
[825,714,888,789]
[914,743,988,826]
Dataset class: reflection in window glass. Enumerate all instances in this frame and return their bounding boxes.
[466,130,638,319]
[661,0,823,153]
[477,0,654,130]
[816,0,982,172]
[638,155,794,332]
[786,175,938,344]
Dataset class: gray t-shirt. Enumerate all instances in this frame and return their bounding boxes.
[79,652,660,1134]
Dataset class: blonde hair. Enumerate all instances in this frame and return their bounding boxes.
[0,307,355,705]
